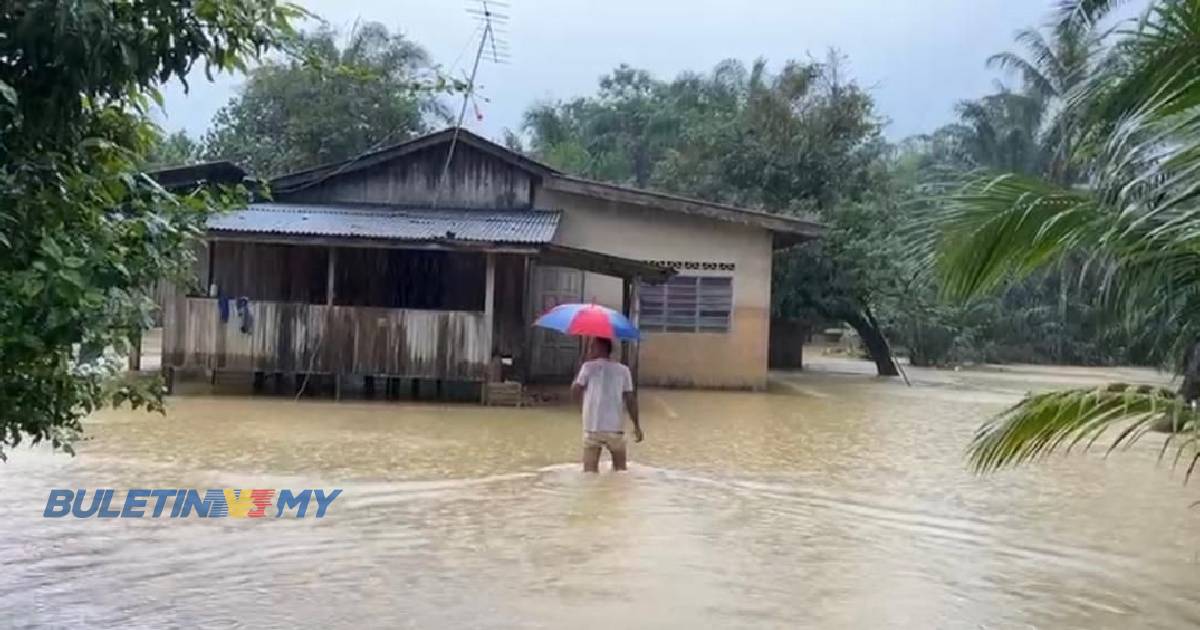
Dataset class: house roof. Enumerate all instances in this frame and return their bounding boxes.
[149,161,246,189]
[208,203,560,244]
[265,127,821,243]
[541,175,821,243]
[270,128,559,194]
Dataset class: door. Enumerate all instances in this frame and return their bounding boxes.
[530,265,584,380]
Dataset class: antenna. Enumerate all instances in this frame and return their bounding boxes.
[467,0,511,64]
[434,0,513,206]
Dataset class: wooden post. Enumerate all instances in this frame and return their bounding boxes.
[326,247,336,306]
[620,277,632,366]
[207,240,216,292]
[481,252,496,404]
[631,279,641,389]
[520,255,534,383]
[621,276,641,392]
[326,247,337,400]
[128,331,142,372]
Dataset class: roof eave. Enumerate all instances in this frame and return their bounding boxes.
[206,229,543,253]
[541,175,822,241]
[148,161,247,190]
[537,244,676,283]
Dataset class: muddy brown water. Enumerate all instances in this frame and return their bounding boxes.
[2,360,1198,628]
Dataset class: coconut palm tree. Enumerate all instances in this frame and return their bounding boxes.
[944,90,1048,175]
[923,0,1200,474]
[986,5,1115,184]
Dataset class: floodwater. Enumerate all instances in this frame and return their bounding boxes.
[2,359,1199,629]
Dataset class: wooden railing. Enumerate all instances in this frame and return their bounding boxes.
[161,297,489,380]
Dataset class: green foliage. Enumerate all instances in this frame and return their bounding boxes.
[890,3,1159,369]
[203,21,451,178]
[524,64,685,187]
[0,0,301,459]
[943,92,1048,175]
[146,130,202,169]
[969,384,1200,475]
[923,0,1200,472]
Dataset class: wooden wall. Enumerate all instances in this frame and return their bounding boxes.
[179,243,533,382]
[162,297,489,380]
[210,241,328,303]
[333,248,485,310]
[211,241,490,311]
[491,254,528,361]
[277,143,534,209]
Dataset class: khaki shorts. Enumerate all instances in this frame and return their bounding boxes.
[583,431,626,451]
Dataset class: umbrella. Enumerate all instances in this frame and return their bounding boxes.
[534,303,640,341]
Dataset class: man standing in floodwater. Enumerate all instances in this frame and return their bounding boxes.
[571,337,643,472]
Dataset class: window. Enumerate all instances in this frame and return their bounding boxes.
[639,276,733,333]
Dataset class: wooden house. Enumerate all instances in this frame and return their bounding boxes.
[159,128,819,396]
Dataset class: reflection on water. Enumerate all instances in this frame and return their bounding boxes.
[2,362,1198,628]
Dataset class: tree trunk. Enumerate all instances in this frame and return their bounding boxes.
[843,309,899,377]
[1179,340,1200,403]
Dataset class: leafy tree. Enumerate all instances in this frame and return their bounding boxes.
[774,195,908,375]
[204,21,449,178]
[524,64,683,187]
[922,0,1200,473]
[146,130,202,169]
[0,0,302,460]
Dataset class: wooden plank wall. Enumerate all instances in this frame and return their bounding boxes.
[150,241,210,325]
[492,254,528,360]
[333,248,485,309]
[276,143,534,209]
[162,297,489,380]
[210,241,328,303]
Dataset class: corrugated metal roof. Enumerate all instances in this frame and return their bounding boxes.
[208,203,560,244]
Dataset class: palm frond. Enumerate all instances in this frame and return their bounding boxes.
[969,383,1200,474]
[1074,0,1200,138]
[1054,0,1128,28]
[924,173,1103,300]
[986,51,1058,101]
[938,0,1200,481]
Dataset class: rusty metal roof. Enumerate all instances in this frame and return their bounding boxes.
[208,203,560,244]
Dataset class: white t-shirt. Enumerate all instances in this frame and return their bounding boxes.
[573,359,633,433]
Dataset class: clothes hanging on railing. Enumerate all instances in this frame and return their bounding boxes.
[235,297,254,334]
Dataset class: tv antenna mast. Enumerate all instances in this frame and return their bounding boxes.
[435,0,511,205]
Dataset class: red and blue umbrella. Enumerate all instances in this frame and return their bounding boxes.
[534,303,641,341]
